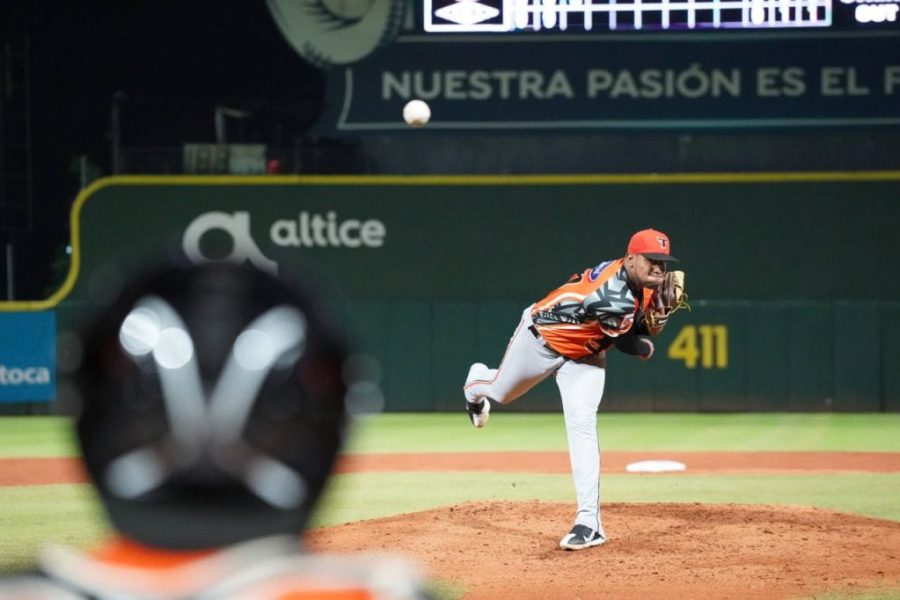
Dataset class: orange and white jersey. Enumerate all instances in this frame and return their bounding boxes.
[531,258,654,360]
[0,536,431,600]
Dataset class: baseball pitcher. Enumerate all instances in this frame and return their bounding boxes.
[463,228,688,550]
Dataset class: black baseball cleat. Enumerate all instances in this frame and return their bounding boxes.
[465,397,491,428]
[559,524,607,550]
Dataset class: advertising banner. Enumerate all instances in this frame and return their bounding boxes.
[266,0,900,130]
[0,312,56,403]
[51,174,900,307]
[321,34,900,130]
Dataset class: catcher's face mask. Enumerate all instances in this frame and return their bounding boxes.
[74,263,358,549]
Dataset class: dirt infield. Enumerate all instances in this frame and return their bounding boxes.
[3,451,900,486]
[308,501,900,600]
[5,451,900,598]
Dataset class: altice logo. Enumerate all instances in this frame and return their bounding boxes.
[182,211,387,274]
[270,211,385,249]
[0,365,51,385]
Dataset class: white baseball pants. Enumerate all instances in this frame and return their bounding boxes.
[464,305,607,533]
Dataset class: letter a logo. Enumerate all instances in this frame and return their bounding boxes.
[182,212,278,274]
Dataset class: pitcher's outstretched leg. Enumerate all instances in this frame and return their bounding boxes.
[464,363,492,428]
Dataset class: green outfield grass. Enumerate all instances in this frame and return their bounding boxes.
[1,413,899,599]
[4,413,900,457]
[0,485,109,573]
[346,413,900,453]
[806,592,900,600]
[0,417,76,457]
[319,471,900,525]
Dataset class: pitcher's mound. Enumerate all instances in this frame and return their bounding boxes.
[307,501,900,599]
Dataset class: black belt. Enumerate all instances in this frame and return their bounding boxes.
[529,324,571,361]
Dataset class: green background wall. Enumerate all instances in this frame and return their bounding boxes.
[338,299,900,412]
[44,174,900,411]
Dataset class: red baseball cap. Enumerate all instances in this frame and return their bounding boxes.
[627,228,678,262]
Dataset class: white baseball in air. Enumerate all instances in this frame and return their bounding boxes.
[403,99,431,127]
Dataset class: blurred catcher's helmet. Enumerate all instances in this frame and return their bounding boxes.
[74,263,352,549]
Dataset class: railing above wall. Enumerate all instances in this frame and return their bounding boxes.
[113,130,900,177]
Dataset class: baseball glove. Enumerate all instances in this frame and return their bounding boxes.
[646,270,689,331]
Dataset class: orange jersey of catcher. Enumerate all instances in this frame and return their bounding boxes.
[0,537,429,600]
[531,259,656,360]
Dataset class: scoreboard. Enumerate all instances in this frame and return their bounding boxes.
[265,0,900,130]
[424,0,899,32]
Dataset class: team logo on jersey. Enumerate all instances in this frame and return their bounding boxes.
[589,261,611,282]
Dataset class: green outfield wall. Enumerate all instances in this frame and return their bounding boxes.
[4,174,899,411]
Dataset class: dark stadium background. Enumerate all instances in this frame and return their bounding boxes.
[2,1,899,299]
[0,3,324,299]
